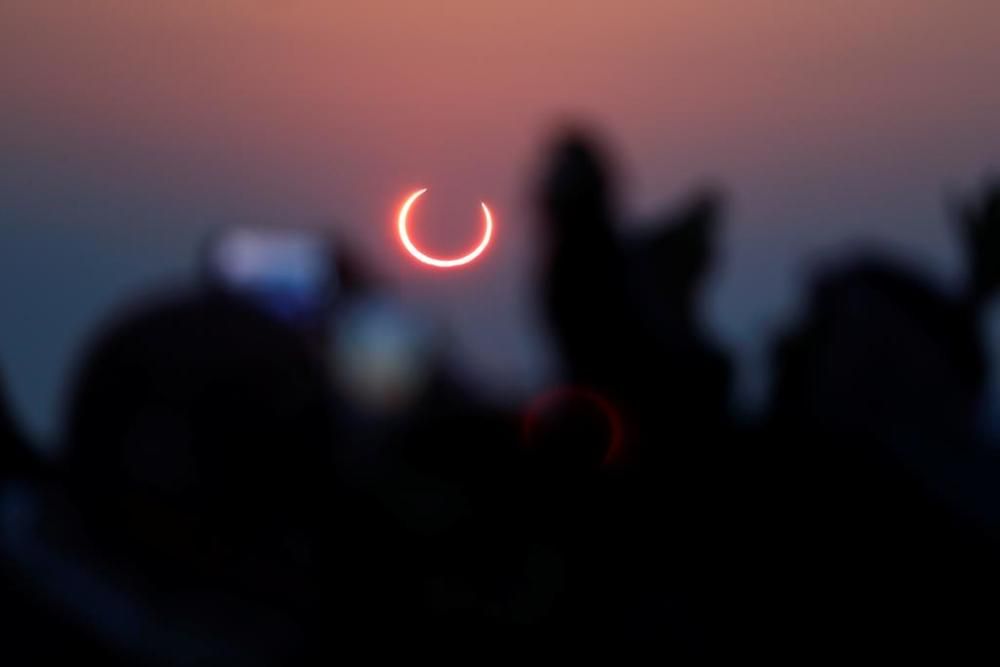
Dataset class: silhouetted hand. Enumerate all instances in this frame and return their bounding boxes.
[538,130,617,239]
[955,178,1000,304]
[646,188,724,300]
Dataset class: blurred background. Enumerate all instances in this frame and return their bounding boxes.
[4,0,1000,443]
[7,3,1000,662]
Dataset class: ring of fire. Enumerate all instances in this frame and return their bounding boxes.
[397,188,493,268]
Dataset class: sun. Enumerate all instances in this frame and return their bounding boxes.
[397,188,493,268]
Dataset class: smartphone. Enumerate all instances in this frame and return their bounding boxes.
[206,227,338,325]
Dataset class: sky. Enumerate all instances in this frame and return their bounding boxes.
[2,1,1000,440]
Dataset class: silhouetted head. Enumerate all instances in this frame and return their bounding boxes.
[772,255,984,444]
[538,129,617,239]
[61,289,339,586]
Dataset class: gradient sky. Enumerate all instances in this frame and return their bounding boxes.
[3,1,1000,439]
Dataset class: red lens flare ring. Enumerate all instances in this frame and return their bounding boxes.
[522,386,625,467]
[397,188,494,268]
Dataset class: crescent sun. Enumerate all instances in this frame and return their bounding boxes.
[397,188,493,268]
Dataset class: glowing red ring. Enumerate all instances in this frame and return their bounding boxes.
[397,188,493,268]
[522,386,625,467]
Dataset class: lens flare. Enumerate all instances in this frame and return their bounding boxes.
[522,386,625,467]
[397,188,493,268]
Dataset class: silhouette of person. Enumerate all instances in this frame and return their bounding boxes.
[534,129,734,655]
[537,128,731,471]
[537,130,633,393]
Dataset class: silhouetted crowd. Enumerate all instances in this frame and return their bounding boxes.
[2,131,1000,662]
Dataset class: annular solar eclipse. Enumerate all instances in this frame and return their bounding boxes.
[397,188,493,268]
